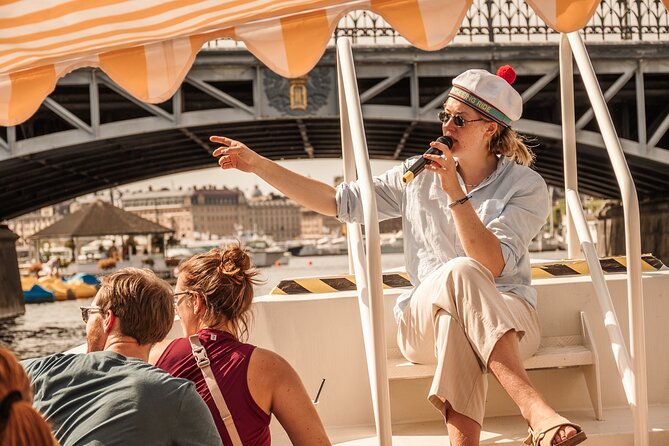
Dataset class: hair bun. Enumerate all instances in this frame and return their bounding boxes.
[221,245,251,273]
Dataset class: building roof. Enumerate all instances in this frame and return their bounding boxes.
[122,189,190,201]
[30,200,173,239]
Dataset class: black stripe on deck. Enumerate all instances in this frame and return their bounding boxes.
[598,258,627,273]
[382,274,412,288]
[540,264,581,276]
[642,255,665,270]
[321,277,357,291]
[276,280,311,294]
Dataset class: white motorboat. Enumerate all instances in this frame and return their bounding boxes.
[9,2,668,445]
[248,37,669,446]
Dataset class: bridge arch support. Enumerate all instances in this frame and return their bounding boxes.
[1,43,669,220]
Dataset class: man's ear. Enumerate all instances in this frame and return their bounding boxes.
[103,310,116,334]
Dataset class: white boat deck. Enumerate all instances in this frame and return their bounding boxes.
[252,269,669,446]
[322,405,669,445]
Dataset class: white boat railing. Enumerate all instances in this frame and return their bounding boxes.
[336,37,393,445]
[333,31,649,446]
[561,32,648,446]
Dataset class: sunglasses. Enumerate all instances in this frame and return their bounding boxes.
[438,111,486,128]
[80,306,102,323]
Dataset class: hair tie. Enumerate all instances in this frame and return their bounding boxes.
[0,391,23,419]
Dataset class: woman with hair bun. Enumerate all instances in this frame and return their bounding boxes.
[150,245,330,446]
[0,347,58,446]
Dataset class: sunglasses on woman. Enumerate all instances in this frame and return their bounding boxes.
[438,111,486,127]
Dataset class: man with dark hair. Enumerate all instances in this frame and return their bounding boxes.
[22,268,222,446]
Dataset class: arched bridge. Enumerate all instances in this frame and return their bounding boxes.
[1,41,669,220]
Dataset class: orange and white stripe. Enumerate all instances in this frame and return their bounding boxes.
[0,0,665,127]
[526,0,601,33]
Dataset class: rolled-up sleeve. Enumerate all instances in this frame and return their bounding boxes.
[487,172,550,277]
[336,162,407,223]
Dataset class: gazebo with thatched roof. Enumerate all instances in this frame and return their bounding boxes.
[30,200,173,262]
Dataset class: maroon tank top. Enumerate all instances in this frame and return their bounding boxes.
[156,329,271,445]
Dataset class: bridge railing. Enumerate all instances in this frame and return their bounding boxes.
[205,0,669,49]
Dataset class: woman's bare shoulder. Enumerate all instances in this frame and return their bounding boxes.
[148,338,176,365]
[249,347,293,378]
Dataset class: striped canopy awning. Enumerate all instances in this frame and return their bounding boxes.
[0,0,653,126]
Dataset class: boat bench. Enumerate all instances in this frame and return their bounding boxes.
[386,311,603,420]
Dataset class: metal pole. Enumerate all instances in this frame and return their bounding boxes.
[566,190,635,404]
[337,38,393,445]
[559,34,579,259]
[568,31,648,446]
[635,60,646,154]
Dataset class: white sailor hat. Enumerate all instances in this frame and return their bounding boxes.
[448,65,522,127]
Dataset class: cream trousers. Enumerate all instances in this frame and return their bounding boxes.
[397,257,540,425]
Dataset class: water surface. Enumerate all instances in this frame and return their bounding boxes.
[1,253,406,359]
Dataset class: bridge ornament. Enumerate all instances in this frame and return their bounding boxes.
[263,68,332,116]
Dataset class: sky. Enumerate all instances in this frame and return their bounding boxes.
[122,158,400,196]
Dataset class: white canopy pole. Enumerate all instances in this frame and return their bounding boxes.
[567,31,649,446]
[337,37,393,445]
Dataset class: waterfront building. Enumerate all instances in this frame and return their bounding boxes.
[6,202,72,242]
[122,187,247,239]
[248,194,301,241]
[300,207,342,239]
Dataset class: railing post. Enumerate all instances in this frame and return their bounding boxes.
[635,60,647,154]
[559,34,579,258]
[337,38,393,446]
[486,0,494,43]
[568,31,649,446]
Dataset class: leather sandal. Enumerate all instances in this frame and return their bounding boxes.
[524,414,587,446]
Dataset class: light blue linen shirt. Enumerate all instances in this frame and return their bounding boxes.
[336,156,550,320]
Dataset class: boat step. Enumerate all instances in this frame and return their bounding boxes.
[387,338,593,380]
[386,311,602,420]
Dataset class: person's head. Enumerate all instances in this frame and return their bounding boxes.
[442,65,534,166]
[0,347,56,446]
[84,268,174,352]
[174,245,260,341]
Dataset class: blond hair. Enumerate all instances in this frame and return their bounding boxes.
[0,347,59,446]
[489,125,535,166]
[178,245,260,341]
[96,268,174,345]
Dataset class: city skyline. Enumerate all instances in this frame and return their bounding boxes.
[123,158,400,197]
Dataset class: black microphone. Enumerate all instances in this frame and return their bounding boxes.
[402,136,453,183]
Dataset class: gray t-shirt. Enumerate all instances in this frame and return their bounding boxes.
[22,351,222,446]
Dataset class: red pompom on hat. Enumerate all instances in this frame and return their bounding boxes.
[496,65,516,85]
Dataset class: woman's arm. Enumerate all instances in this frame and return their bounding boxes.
[247,348,331,446]
[210,136,337,216]
[423,142,505,276]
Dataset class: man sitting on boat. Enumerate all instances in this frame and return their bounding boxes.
[21,268,222,446]
[208,65,586,446]
[149,245,331,446]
